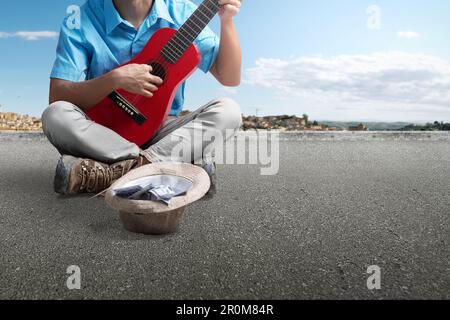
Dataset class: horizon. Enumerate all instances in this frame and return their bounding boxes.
[0,0,449,122]
[0,108,442,126]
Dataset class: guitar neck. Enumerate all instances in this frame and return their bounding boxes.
[161,0,220,64]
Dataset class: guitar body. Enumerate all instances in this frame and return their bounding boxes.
[87,28,201,147]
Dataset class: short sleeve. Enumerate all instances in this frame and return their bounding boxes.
[178,0,220,73]
[195,28,220,73]
[50,15,90,82]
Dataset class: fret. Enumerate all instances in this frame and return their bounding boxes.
[190,14,206,30]
[182,23,201,37]
[199,5,216,18]
[160,0,220,64]
[161,47,177,64]
[165,32,189,56]
[187,18,203,32]
[167,37,184,54]
[179,25,196,37]
[197,6,213,20]
[164,46,181,61]
[202,2,216,15]
[173,32,190,47]
[164,44,179,56]
[171,33,191,51]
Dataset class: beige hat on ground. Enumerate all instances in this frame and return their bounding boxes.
[105,163,211,235]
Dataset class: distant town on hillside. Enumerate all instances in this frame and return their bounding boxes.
[0,110,449,132]
[0,112,42,132]
[240,115,450,132]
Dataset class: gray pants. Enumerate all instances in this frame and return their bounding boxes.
[41,98,242,164]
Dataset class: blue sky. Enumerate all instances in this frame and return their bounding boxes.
[0,0,449,122]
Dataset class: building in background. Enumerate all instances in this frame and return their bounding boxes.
[0,112,43,131]
[349,123,369,131]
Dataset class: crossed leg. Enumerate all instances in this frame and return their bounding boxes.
[42,97,242,164]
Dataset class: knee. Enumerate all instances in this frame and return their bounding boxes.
[41,101,78,135]
[212,97,242,132]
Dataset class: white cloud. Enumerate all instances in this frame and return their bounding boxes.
[397,31,420,39]
[0,32,11,39]
[244,52,450,121]
[0,31,58,41]
[245,52,450,106]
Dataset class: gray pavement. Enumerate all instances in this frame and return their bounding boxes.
[0,133,449,299]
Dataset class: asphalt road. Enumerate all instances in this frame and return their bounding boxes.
[0,136,449,299]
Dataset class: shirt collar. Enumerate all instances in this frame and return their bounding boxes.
[105,0,174,35]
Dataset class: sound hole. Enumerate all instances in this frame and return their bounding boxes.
[149,62,167,81]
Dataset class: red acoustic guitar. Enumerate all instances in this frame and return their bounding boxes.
[87,0,220,148]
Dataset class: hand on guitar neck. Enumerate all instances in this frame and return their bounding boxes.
[218,0,242,22]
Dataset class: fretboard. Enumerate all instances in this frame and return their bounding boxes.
[161,0,220,64]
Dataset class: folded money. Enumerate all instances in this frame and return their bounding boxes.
[113,175,193,205]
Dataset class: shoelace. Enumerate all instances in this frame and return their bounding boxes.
[79,162,114,193]
[84,157,147,197]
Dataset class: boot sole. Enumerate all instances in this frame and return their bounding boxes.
[54,155,78,195]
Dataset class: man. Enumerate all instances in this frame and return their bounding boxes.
[42,0,242,196]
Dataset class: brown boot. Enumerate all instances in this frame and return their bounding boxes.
[54,155,150,195]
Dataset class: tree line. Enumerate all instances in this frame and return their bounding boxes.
[400,121,450,131]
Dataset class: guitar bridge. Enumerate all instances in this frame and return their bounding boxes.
[108,91,147,125]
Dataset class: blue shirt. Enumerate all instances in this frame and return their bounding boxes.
[50,0,220,116]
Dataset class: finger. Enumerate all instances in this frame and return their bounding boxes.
[140,89,153,98]
[143,82,159,92]
[218,0,238,5]
[144,73,158,82]
[233,0,241,8]
[142,64,152,73]
[222,4,240,14]
[219,0,241,8]
[148,75,164,85]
